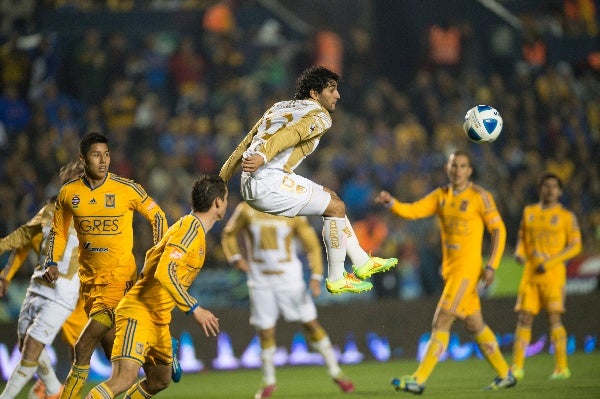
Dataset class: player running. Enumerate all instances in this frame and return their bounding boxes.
[43,132,168,399]
[84,175,224,399]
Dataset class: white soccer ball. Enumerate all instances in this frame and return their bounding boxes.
[463,105,503,143]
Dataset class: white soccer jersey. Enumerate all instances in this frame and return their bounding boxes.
[222,202,324,289]
[28,224,80,310]
[220,99,332,182]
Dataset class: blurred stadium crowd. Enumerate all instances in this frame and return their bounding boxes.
[0,1,599,305]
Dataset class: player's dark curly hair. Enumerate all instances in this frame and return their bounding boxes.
[191,175,227,212]
[79,132,109,156]
[293,66,340,100]
[538,172,563,190]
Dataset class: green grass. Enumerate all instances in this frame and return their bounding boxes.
[8,351,600,398]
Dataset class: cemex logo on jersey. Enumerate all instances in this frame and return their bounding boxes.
[83,242,109,253]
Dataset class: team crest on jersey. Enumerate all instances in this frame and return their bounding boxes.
[136,342,144,355]
[71,195,80,208]
[460,200,468,211]
[105,194,115,208]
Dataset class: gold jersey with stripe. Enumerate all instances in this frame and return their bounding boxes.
[390,182,506,280]
[47,173,167,285]
[116,213,206,325]
[514,203,582,284]
[220,99,332,182]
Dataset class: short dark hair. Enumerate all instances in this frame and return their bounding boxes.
[293,66,340,100]
[79,132,109,156]
[538,172,563,190]
[191,175,227,212]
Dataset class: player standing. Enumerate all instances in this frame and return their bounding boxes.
[219,65,397,295]
[221,202,354,398]
[43,132,168,399]
[84,175,224,399]
[376,150,516,393]
[511,173,582,380]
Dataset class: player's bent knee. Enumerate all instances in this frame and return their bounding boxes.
[324,197,345,218]
[146,375,171,394]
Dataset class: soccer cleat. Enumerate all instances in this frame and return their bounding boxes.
[43,385,63,399]
[511,367,524,380]
[550,368,571,380]
[254,384,276,399]
[333,374,355,393]
[326,272,373,294]
[171,337,182,383]
[353,257,398,279]
[28,379,45,399]
[484,372,517,390]
[391,376,425,395]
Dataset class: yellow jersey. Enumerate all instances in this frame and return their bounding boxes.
[47,173,167,285]
[116,213,206,325]
[514,203,582,284]
[389,182,506,280]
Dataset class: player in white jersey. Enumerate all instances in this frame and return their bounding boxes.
[0,161,83,399]
[222,202,354,398]
[220,65,398,294]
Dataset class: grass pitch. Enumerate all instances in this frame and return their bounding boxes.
[8,351,600,398]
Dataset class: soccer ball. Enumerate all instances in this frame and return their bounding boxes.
[463,105,503,143]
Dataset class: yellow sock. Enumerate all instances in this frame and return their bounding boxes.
[124,380,153,399]
[85,382,114,399]
[62,364,90,399]
[551,324,568,371]
[475,326,509,378]
[512,325,531,370]
[412,330,449,384]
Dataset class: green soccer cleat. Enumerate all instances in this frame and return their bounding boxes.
[484,372,517,390]
[353,257,398,279]
[391,375,425,395]
[326,272,373,294]
[550,368,571,380]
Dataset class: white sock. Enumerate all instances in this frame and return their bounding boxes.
[310,336,341,378]
[343,216,370,266]
[260,345,277,386]
[322,217,347,281]
[0,361,37,399]
[37,348,61,395]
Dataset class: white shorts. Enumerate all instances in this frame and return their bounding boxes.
[249,283,318,330]
[18,293,73,345]
[241,171,331,217]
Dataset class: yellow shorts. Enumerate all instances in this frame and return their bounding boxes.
[80,280,134,323]
[514,280,565,315]
[111,315,172,366]
[60,297,88,347]
[436,275,480,319]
